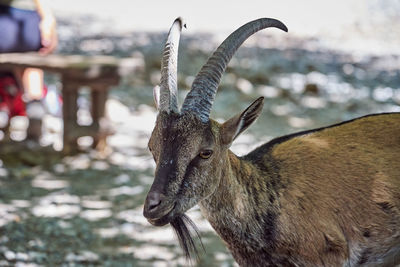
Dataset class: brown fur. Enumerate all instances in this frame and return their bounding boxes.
[199,113,400,266]
[270,114,400,266]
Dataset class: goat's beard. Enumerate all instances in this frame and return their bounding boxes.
[170,214,204,262]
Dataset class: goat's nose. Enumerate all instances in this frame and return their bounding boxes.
[145,191,164,212]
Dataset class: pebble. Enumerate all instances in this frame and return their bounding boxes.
[4,251,15,261]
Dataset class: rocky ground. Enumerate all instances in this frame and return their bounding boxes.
[0,16,400,266]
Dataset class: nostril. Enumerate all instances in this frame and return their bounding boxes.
[148,199,161,210]
[146,192,164,211]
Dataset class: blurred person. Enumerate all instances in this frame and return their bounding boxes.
[0,0,57,141]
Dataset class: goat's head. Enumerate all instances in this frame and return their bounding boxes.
[143,17,287,259]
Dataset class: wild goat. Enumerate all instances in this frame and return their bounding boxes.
[143,17,400,266]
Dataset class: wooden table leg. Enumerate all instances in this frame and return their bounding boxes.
[91,87,108,150]
[62,79,79,154]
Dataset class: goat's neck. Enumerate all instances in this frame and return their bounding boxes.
[199,150,280,253]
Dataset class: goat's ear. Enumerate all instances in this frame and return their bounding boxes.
[153,85,160,109]
[221,97,264,145]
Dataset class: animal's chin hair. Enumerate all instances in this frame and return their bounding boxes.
[170,214,204,262]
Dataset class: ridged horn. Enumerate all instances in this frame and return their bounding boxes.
[181,18,287,122]
[158,17,185,113]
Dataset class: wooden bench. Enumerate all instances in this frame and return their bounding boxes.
[0,53,122,154]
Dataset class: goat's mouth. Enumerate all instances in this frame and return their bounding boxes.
[144,200,204,261]
[146,203,177,226]
[145,198,196,226]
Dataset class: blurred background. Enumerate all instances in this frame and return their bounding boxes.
[1,0,400,266]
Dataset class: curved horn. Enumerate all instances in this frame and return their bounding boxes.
[158,17,185,113]
[181,18,287,122]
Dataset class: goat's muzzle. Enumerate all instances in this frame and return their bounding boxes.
[143,191,176,226]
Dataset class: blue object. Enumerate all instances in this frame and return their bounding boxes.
[0,4,41,52]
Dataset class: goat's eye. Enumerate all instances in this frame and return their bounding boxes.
[199,150,213,159]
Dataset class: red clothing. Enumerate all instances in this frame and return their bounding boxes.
[0,75,26,117]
